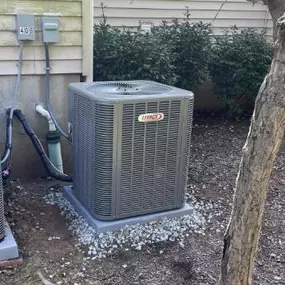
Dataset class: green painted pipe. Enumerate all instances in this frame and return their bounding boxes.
[46,131,63,173]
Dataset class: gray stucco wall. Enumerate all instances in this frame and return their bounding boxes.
[0,74,79,179]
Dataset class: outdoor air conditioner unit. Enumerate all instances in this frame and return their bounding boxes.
[0,164,4,241]
[68,81,194,221]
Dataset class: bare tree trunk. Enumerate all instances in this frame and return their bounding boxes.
[250,0,285,39]
[219,14,285,285]
[266,0,285,39]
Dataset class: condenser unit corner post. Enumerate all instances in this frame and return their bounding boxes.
[64,81,194,233]
[0,165,20,263]
[0,164,4,242]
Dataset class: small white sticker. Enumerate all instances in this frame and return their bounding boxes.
[19,26,34,35]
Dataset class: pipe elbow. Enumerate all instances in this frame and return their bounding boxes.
[36,104,56,132]
[36,104,51,121]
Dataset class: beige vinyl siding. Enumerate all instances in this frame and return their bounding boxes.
[94,0,273,37]
[0,0,86,75]
[0,0,94,178]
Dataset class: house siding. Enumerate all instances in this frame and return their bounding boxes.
[94,0,273,37]
[0,0,93,178]
[0,0,84,75]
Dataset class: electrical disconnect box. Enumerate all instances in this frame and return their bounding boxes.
[16,14,35,41]
[42,17,60,43]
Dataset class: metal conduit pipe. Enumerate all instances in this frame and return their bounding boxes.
[44,42,71,142]
[1,42,24,165]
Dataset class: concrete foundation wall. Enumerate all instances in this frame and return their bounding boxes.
[0,74,79,179]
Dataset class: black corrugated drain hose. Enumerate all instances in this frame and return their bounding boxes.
[12,109,72,182]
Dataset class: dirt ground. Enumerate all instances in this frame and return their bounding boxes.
[1,116,285,285]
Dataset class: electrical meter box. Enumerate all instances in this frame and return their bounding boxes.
[16,14,35,41]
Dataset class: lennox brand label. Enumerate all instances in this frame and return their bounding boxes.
[138,113,164,122]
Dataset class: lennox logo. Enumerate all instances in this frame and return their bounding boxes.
[138,112,164,123]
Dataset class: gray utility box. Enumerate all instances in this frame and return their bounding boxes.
[42,17,59,43]
[68,81,194,221]
[16,14,35,41]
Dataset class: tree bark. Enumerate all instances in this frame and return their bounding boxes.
[250,0,285,39]
[266,0,285,39]
[219,13,285,285]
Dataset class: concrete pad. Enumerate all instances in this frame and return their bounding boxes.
[64,185,193,234]
[0,222,20,262]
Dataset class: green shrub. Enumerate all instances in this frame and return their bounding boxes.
[94,9,273,118]
[155,12,212,90]
[209,28,272,117]
[93,8,212,89]
[93,21,177,85]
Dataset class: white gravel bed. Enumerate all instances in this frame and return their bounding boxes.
[44,192,209,259]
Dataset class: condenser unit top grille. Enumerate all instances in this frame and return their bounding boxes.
[86,82,171,95]
[69,80,193,104]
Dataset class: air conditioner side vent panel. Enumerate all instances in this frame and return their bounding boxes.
[72,92,114,219]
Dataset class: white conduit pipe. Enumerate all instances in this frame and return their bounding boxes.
[36,104,56,132]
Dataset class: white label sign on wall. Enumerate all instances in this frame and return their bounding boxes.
[19,27,35,35]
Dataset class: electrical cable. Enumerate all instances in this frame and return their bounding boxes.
[44,42,70,141]
[1,42,24,165]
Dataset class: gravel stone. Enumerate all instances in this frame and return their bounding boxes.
[44,192,207,259]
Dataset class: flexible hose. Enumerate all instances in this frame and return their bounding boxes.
[1,42,24,165]
[12,109,72,182]
[44,43,70,141]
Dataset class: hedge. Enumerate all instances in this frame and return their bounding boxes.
[94,13,272,117]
